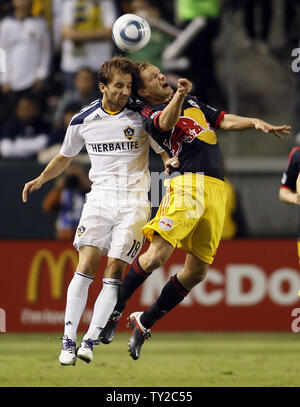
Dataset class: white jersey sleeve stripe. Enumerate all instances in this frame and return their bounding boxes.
[70,101,100,126]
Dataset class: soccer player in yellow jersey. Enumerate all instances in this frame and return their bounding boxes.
[99,62,291,360]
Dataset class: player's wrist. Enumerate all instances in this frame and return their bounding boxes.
[250,118,256,127]
[175,90,186,100]
[37,174,46,187]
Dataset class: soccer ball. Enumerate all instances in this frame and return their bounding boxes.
[112,14,151,53]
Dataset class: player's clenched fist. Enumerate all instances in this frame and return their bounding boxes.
[22,177,43,203]
[177,78,192,98]
[164,156,180,175]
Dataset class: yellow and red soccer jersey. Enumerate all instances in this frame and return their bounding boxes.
[281,147,300,192]
[140,94,226,180]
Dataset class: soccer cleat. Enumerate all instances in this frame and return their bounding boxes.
[59,336,77,366]
[77,338,100,364]
[128,311,151,360]
[99,311,122,344]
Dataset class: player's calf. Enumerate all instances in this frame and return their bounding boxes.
[177,254,209,290]
[139,235,174,272]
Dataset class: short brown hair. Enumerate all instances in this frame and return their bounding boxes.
[97,56,138,86]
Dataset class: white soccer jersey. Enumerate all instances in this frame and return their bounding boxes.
[60,99,164,202]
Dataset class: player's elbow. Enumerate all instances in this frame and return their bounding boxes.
[219,115,235,131]
[279,188,284,202]
[279,187,289,203]
[157,116,175,132]
[159,121,174,132]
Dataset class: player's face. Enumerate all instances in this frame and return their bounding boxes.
[138,65,172,104]
[100,71,132,111]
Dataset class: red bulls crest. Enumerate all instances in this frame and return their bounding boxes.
[164,116,205,156]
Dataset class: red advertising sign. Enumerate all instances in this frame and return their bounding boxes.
[0,240,299,332]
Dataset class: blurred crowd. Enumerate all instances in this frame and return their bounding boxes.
[0,0,299,164]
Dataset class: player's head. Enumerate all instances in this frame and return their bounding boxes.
[98,56,138,111]
[134,62,172,105]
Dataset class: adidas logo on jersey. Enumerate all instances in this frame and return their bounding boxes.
[92,114,101,120]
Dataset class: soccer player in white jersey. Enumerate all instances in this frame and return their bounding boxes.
[22,56,172,366]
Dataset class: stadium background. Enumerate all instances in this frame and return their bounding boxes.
[0,0,300,389]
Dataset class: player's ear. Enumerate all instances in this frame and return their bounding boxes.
[99,82,106,93]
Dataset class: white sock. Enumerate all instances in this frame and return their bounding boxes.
[83,278,121,341]
[63,272,93,342]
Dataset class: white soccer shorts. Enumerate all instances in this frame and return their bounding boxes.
[73,191,151,264]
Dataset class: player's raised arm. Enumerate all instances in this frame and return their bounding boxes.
[22,153,73,203]
[218,114,291,139]
[158,79,192,131]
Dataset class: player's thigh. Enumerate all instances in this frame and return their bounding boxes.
[108,202,151,264]
[73,194,114,255]
[177,252,210,290]
[77,245,103,277]
[185,178,226,264]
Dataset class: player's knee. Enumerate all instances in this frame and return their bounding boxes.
[145,251,168,271]
[76,261,98,278]
[194,268,208,283]
[104,261,125,280]
[106,267,123,280]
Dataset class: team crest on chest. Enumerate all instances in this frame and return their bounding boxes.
[123,126,135,140]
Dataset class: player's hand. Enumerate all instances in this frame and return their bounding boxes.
[164,156,180,175]
[252,119,291,139]
[293,193,300,205]
[22,177,43,203]
[176,79,192,98]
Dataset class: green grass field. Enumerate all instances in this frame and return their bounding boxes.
[0,332,299,387]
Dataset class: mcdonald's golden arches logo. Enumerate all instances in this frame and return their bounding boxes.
[26,249,78,303]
